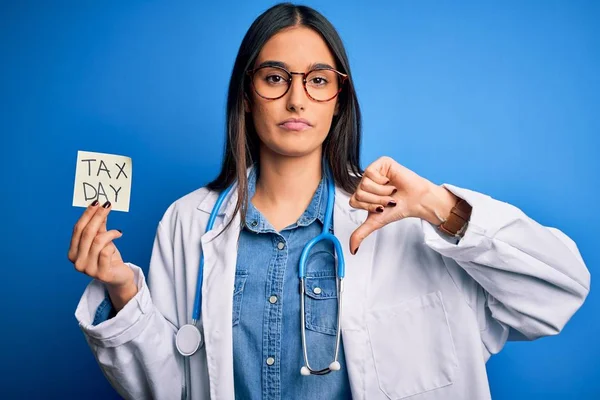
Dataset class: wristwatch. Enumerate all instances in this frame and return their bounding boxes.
[437,198,471,238]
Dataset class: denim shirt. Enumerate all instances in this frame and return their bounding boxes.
[92,289,116,324]
[233,165,351,399]
[92,165,351,399]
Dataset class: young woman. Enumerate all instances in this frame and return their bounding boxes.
[70,3,590,400]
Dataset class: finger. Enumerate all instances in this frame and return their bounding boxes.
[98,200,110,234]
[99,213,108,234]
[68,199,101,263]
[77,201,113,262]
[357,176,397,197]
[354,188,397,208]
[86,229,123,277]
[349,218,379,255]
[349,196,387,213]
[363,162,391,185]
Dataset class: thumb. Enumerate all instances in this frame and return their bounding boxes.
[349,218,379,255]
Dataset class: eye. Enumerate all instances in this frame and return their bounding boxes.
[265,74,288,85]
[307,73,331,87]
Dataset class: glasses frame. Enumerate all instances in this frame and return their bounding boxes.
[246,65,349,102]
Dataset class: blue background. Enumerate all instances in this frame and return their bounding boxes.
[1,1,598,398]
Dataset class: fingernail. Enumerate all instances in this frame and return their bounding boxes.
[391,188,397,195]
[376,206,384,213]
[387,201,397,207]
[91,200,99,207]
[384,179,390,185]
[102,201,111,208]
[117,229,122,233]
[353,246,359,255]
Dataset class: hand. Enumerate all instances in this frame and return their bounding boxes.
[68,200,137,311]
[348,156,459,254]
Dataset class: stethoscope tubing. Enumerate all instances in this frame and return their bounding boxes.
[180,166,344,377]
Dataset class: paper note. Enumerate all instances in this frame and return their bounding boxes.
[72,151,132,212]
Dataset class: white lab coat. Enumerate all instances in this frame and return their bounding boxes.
[75,175,590,400]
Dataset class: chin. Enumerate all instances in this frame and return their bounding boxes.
[274,147,317,158]
[265,141,323,158]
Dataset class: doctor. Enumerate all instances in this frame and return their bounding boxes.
[70,3,590,400]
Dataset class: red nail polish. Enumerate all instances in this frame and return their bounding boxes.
[376,206,384,213]
[353,246,359,255]
[102,201,111,208]
[387,201,397,207]
[90,200,99,207]
[391,188,397,195]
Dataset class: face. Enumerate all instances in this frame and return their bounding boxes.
[246,26,340,159]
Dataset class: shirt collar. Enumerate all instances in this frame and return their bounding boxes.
[196,165,366,234]
[244,163,327,234]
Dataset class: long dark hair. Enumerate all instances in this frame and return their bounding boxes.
[206,2,363,232]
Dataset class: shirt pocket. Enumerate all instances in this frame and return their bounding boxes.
[232,270,249,326]
[366,290,459,399]
[304,272,338,336]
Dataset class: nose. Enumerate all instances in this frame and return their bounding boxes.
[286,73,306,112]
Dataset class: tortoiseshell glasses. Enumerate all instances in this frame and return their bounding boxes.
[247,65,348,102]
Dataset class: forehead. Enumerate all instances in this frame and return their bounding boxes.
[255,26,336,69]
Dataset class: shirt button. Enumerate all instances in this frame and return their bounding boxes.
[266,357,275,366]
[269,295,278,304]
[277,242,285,250]
[250,220,258,227]
[313,287,322,295]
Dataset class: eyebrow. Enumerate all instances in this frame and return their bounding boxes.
[256,60,336,71]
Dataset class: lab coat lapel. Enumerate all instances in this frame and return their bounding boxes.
[333,187,375,330]
[333,187,375,400]
[200,186,241,400]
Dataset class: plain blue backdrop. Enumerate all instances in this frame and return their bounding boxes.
[1,1,598,398]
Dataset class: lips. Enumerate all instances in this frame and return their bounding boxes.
[279,118,312,131]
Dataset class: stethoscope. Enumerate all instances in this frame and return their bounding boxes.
[175,167,345,377]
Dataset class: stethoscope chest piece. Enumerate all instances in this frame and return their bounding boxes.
[176,324,203,356]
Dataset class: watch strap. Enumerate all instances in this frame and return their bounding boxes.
[437,198,471,237]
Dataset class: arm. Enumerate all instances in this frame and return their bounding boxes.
[75,220,184,399]
[421,184,590,354]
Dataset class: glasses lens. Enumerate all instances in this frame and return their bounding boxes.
[305,69,341,101]
[252,67,291,99]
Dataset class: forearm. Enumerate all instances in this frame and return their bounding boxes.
[107,280,139,312]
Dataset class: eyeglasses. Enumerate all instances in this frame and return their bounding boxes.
[247,65,348,102]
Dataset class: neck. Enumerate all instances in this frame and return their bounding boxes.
[251,147,323,230]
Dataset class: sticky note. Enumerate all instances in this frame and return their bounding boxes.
[72,151,132,212]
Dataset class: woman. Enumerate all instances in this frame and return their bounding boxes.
[70,3,590,399]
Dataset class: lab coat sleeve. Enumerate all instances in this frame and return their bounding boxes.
[420,183,591,356]
[74,220,183,400]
